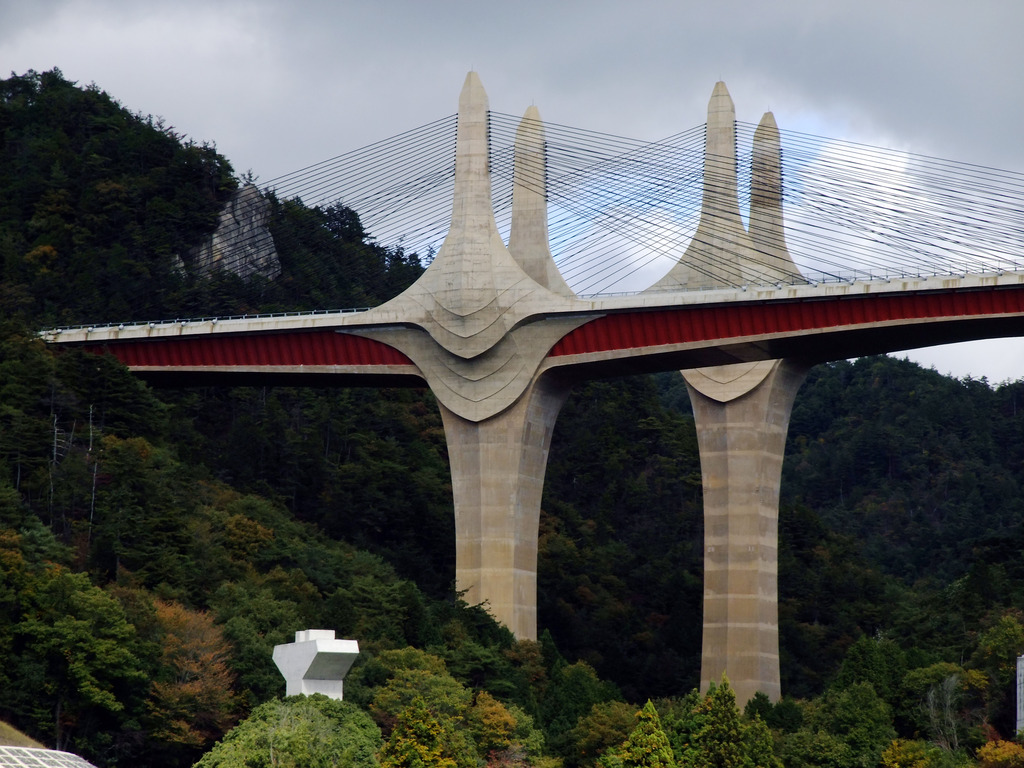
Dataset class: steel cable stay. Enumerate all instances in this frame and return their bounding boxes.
[784,158,1023,272]
[109,111,1024,317]
[265,115,457,192]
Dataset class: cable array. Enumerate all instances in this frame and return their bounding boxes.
[770,124,1024,283]
[265,114,458,256]
[256,111,1024,300]
[488,112,710,295]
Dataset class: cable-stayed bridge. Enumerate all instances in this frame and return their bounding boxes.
[264,90,1024,299]
[42,73,1024,705]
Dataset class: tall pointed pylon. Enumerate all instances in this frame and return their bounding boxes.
[508,106,575,297]
[749,111,800,283]
[650,83,803,291]
[651,81,750,291]
[650,83,808,704]
[413,70,539,357]
[344,73,587,639]
[350,72,584,422]
[702,80,745,238]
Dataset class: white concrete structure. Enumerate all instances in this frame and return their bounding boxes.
[272,629,359,699]
[1017,654,1024,736]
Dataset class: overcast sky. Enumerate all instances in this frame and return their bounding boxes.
[3,0,1023,382]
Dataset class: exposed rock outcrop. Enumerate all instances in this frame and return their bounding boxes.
[188,184,280,280]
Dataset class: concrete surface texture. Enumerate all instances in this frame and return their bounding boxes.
[669,83,808,701]
[272,629,359,699]
[361,75,804,702]
[688,359,808,704]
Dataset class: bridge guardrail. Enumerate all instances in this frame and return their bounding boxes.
[40,264,1024,337]
[42,306,374,336]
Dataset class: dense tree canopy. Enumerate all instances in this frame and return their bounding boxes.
[195,695,381,768]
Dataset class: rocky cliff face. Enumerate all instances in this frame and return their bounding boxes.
[188,184,281,280]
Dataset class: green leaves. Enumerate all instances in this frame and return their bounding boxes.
[0,69,237,325]
[804,682,896,768]
[686,680,753,768]
[379,696,462,768]
[618,700,676,768]
[658,681,782,768]
[540,377,703,701]
[195,695,382,768]
[10,567,149,753]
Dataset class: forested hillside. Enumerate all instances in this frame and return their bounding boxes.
[3,69,1024,768]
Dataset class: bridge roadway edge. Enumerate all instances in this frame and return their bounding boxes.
[50,278,1024,381]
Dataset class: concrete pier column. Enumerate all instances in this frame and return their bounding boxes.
[439,374,570,639]
[348,74,582,640]
[685,358,808,703]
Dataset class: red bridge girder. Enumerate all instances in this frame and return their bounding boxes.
[550,284,1024,357]
[85,328,412,368]
[64,283,1024,377]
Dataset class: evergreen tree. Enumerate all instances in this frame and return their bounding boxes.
[679,678,781,768]
[687,679,748,768]
[742,716,782,768]
[620,700,675,768]
[805,682,896,768]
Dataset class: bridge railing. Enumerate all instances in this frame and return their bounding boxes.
[42,263,1024,339]
[582,264,1024,298]
[41,306,373,337]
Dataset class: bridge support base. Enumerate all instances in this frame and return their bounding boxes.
[687,359,808,704]
[439,375,570,640]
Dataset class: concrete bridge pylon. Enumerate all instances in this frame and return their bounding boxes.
[685,359,807,704]
[344,72,587,636]
[649,81,807,702]
[356,73,805,703]
[439,375,571,640]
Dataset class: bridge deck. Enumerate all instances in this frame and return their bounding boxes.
[43,272,1024,385]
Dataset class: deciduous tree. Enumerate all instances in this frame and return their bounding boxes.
[379,696,464,768]
[194,694,381,768]
[146,600,238,761]
[11,567,148,755]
